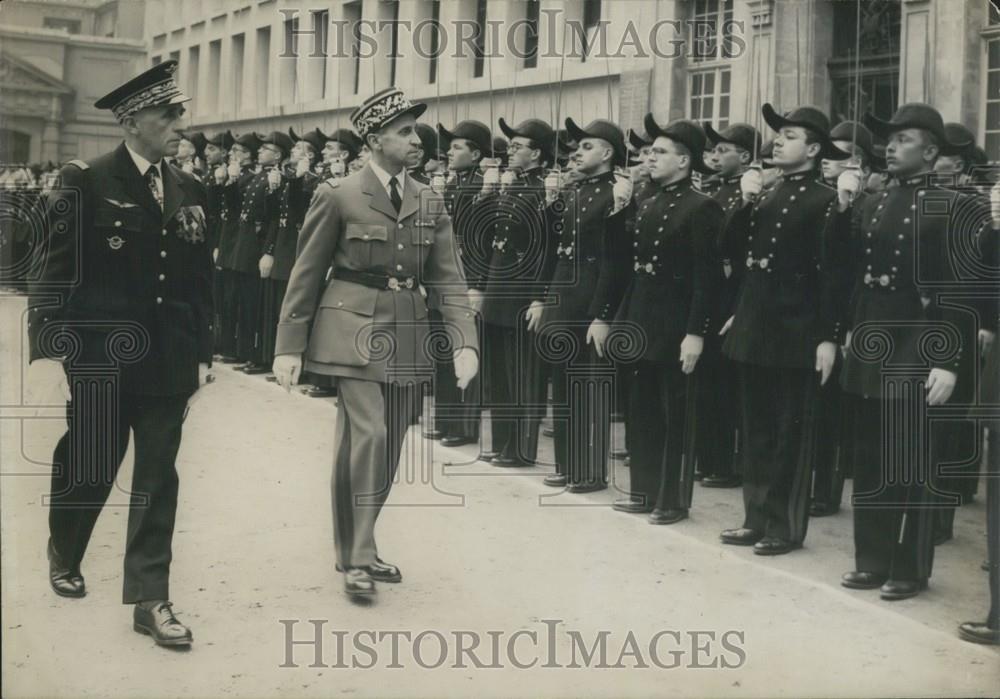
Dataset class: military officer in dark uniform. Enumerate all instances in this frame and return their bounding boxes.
[534,118,632,492]
[477,117,559,466]
[273,88,478,597]
[207,130,239,361]
[27,60,213,646]
[423,120,492,447]
[719,105,851,555]
[698,122,762,490]
[611,117,723,522]
[839,104,980,600]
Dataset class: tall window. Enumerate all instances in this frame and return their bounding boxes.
[580,0,601,60]
[473,0,488,78]
[281,15,299,104]
[429,0,442,83]
[187,45,201,114]
[387,0,401,87]
[256,27,271,110]
[828,0,900,123]
[344,1,362,94]
[207,39,221,113]
[689,68,731,130]
[231,33,245,111]
[689,0,734,62]
[524,0,540,68]
[985,21,1000,159]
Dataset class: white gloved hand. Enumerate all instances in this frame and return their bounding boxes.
[267,168,282,189]
[227,161,241,179]
[990,180,1000,226]
[431,172,447,194]
[214,165,227,184]
[453,347,479,389]
[295,158,310,178]
[740,168,763,202]
[500,168,516,191]
[612,170,634,214]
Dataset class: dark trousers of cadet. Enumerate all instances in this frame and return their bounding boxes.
[484,321,546,462]
[932,416,981,541]
[330,378,421,568]
[613,360,631,456]
[985,427,1000,628]
[738,363,817,543]
[693,343,739,479]
[549,326,613,486]
[234,271,262,364]
[851,395,936,581]
[429,309,481,440]
[48,380,189,603]
[217,268,238,357]
[628,360,697,510]
[259,277,287,370]
[811,357,846,509]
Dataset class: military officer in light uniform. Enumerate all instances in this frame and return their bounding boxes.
[273,88,478,597]
[612,117,724,523]
[27,60,213,646]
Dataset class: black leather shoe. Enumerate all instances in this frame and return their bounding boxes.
[934,530,953,546]
[423,429,445,440]
[622,456,630,468]
[542,426,555,438]
[612,497,652,514]
[217,355,240,364]
[720,528,762,546]
[693,470,704,481]
[701,474,742,488]
[841,571,887,590]
[879,579,927,600]
[958,622,1000,645]
[440,435,477,447]
[303,386,336,398]
[753,537,799,556]
[810,502,840,517]
[649,508,688,525]
[337,558,402,583]
[608,448,629,460]
[133,601,192,647]
[492,455,529,467]
[344,568,376,597]
[241,363,270,375]
[566,481,607,494]
[543,474,567,487]
[265,375,278,382]
[47,539,85,598]
[230,362,250,370]
[477,450,498,462]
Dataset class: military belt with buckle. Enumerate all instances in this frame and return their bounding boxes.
[746,256,772,271]
[334,267,416,292]
[863,272,892,288]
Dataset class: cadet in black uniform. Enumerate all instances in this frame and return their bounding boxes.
[478,118,559,466]
[840,104,979,600]
[719,105,851,555]
[425,120,491,447]
[699,123,762,489]
[27,61,212,646]
[612,117,723,522]
[200,130,229,355]
[208,130,239,361]
[535,118,632,492]
[809,121,883,517]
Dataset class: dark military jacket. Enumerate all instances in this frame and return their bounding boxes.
[615,177,724,362]
[443,168,491,291]
[710,173,747,322]
[232,168,281,275]
[205,175,224,252]
[480,166,559,327]
[266,170,320,281]
[28,142,213,395]
[217,166,254,271]
[542,170,632,326]
[722,170,850,369]
[840,173,987,398]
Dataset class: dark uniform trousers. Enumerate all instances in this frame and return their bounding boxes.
[851,390,937,582]
[985,427,1000,628]
[693,336,739,479]
[49,378,190,603]
[484,319,546,462]
[331,377,421,567]
[235,271,262,363]
[429,308,482,440]
[739,364,817,543]
[628,360,697,510]
[811,355,847,509]
[547,325,614,486]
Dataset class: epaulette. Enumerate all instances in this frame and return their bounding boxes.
[66,159,89,170]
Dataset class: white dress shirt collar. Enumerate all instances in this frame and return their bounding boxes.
[368,159,406,197]
[124,142,163,178]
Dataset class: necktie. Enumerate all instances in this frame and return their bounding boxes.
[145,165,163,210]
[388,175,402,214]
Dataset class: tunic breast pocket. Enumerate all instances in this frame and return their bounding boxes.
[344,223,388,268]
